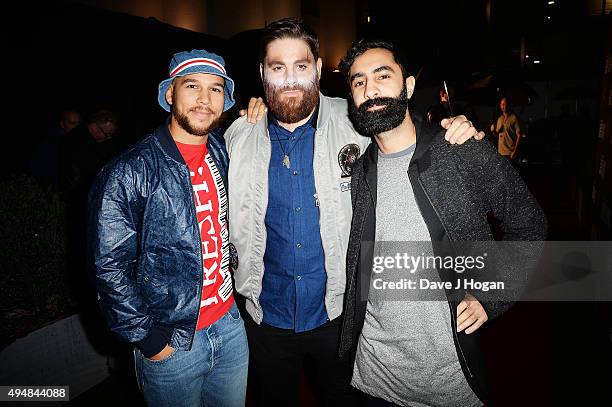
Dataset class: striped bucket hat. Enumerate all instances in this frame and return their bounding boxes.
[158,49,235,112]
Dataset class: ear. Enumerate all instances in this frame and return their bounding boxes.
[165,84,174,107]
[259,63,264,82]
[316,58,322,79]
[405,76,416,99]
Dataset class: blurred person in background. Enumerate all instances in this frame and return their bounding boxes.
[491,97,522,161]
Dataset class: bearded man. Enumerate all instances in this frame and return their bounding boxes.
[338,39,546,406]
[89,50,248,407]
[224,18,484,406]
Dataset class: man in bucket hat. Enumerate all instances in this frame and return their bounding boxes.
[89,49,248,407]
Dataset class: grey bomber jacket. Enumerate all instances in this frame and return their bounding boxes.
[224,93,371,324]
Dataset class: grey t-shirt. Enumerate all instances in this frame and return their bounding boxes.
[351,144,482,407]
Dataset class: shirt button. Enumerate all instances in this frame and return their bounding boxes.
[290,136,295,141]
[296,243,302,248]
[296,275,302,280]
[295,206,301,212]
[293,170,298,176]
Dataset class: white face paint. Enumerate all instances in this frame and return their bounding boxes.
[261,38,321,89]
[263,65,317,88]
[261,38,322,124]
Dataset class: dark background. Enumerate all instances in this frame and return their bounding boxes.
[1,1,610,406]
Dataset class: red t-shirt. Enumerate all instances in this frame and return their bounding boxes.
[175,140,234,330]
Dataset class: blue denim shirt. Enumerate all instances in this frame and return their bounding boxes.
[260,110,329,332]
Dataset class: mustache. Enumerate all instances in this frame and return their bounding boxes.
[263,74,318,92]
[280,87,303,92]
[189,107,215,114]
[358,97,398,113]
[268,83,308,93]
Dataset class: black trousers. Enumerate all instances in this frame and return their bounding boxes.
[243,312,357,406]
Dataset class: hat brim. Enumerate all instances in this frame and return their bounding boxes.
[158,68,235,113]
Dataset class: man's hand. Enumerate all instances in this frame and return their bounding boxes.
[457,293,488,334]
[441,115,485,144]
[238,97,267,124]
[148,344,175,361]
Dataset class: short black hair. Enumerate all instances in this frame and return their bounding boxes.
[259,17,319,63]
[339,38,409,84]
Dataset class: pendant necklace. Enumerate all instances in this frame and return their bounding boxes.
[271,126,305,169]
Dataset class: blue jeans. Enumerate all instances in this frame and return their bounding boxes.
[134,303,248,407]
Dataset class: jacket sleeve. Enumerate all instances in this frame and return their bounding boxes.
[463,139,547,241]
[88,163,171,357]
[458,139,547,319]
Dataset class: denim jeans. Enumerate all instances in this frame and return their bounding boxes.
[134,303,248,407]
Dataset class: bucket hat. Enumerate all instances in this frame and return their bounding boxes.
[158,49,235,112]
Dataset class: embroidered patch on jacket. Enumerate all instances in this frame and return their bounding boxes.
[338,143,360,178]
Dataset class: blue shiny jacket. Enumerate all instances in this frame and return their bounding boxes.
[88,123,229,354]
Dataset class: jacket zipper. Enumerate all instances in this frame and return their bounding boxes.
[185,166,204,350]
[413,171,474,379]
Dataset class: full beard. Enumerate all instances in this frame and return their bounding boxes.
[172,105,221,137]
[264,74,320,124]
[348,84,409,137]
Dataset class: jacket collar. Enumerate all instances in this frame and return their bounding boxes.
[360,113,439,203]
[153,117,226,166]
[207,127,226,155]
[361,113,438,171]
[316,92,331,130]
[411,113,439,170]
[154,119,186,165]
[363,140,379,206]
